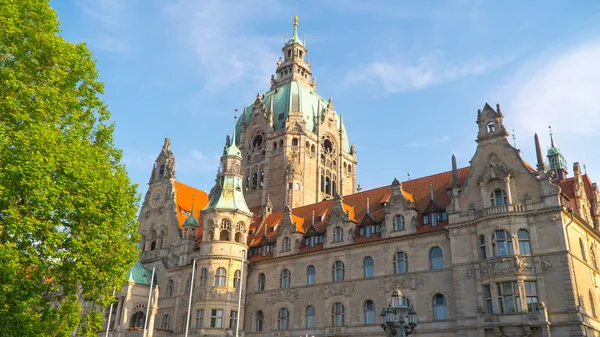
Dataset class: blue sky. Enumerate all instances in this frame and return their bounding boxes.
[51,0,600,195]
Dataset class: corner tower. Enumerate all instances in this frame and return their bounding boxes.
[235,17,358,211]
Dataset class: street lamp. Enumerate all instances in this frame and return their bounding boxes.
[380,287,418,336]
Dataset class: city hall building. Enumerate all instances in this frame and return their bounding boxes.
[101,17,600,337]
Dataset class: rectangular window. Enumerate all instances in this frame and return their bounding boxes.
[359,227,365,236]
[483,285,493,314]
[210,309,223,328]
[524,281,539,312]
[365,226,372,238]
[497,282,521,313]
[375,224,381,233]
[195,309,204,329]
[229,310,238,329]
[431,214,438,226]
[441,212,448,221]
[423,215,429,225]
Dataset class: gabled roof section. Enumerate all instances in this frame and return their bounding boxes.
[246,167,471,250]
[174,181,209,227]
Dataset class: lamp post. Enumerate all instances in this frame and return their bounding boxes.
[380,287,418,337]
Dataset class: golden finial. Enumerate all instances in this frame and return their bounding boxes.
[294,15,298,25]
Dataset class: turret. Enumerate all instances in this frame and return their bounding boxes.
[546,126,568,182]
[271,16,315,90]
[476,103,508,143]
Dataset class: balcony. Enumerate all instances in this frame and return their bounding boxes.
[472,204,525,220]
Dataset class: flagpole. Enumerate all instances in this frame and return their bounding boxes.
[184,259,197,337]
[235,250,245,337]
[104,287,116,337]
[143,267,155,337]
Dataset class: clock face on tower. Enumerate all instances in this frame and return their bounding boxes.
[150,186,165,208]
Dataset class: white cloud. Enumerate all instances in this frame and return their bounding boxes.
[162,0,283,91]
[503,40,600,181]
[505,41,600,136]
[346,53,507,94]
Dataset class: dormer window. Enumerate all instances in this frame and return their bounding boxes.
[487,122,495,133]
[304,234,324,248]
[490,189,508,207]
[422,212,447,226]
[281,237,291,252]
[334,226,343,242]
[359,224,381,238]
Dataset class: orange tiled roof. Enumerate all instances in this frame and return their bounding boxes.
[558,174,596,212]
[174,181,209,227]
[246,167,471,256]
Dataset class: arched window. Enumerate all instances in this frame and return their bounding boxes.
[580,238,588,262]
[200,268,208,287]
[280,269,291,289]
[220,230,230,241]
[292,138,299,146]
[255,311,264,331]
[306,306,315,328]
[517,229,531,254]
[325,177,331,195]
[159,165,165,176]
[260,171,264,188]
[490,188,508,207]
[273,141,278,151]
[393,252,408,274]
[430,247,443,270]
[162,314,170,330]
[130,311,145,328]
[306,265,316,285]
[252,172,258,190]
[591,247,599,270]
[282,237,291,252]
[363,257,374,278]
[184,275,191,294]
[257,273,266,292]
[332,303,344,326]
[234,232,242,243]
[493,230,514,256]
[393,215,405,231]
[166,279,174,297]
[233,270,241,289]
[433,294,447,320]
[333,261,345,282]
[479,235,487,259]
[215,267,227,287]
[278,308,289,330]
[364,300,375,324]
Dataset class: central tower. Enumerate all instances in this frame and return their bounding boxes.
[235,17,358,211]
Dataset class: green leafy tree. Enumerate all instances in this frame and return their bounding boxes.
[0,1,139,336]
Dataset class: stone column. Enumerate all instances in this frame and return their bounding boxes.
[114,296,123,329]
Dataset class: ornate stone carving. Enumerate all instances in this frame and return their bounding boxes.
[319,283,357,299]
[266,290,299,304]
[378,275,425,292]
[465,266,476,279]
[541,257,555,272]
[479,256,535,278]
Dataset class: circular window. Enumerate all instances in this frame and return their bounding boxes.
[250,131,266,151]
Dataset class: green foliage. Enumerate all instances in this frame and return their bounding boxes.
[0,0,140,335]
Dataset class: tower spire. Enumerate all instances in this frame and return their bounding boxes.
[534,133,546,173]
[549,125,555,147]
[451,154,459,187]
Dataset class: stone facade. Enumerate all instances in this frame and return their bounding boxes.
[101,17,600,337]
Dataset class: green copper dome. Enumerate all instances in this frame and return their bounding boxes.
[236,80,351,153]
[126,261,152,285]
[203,175,251,214]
